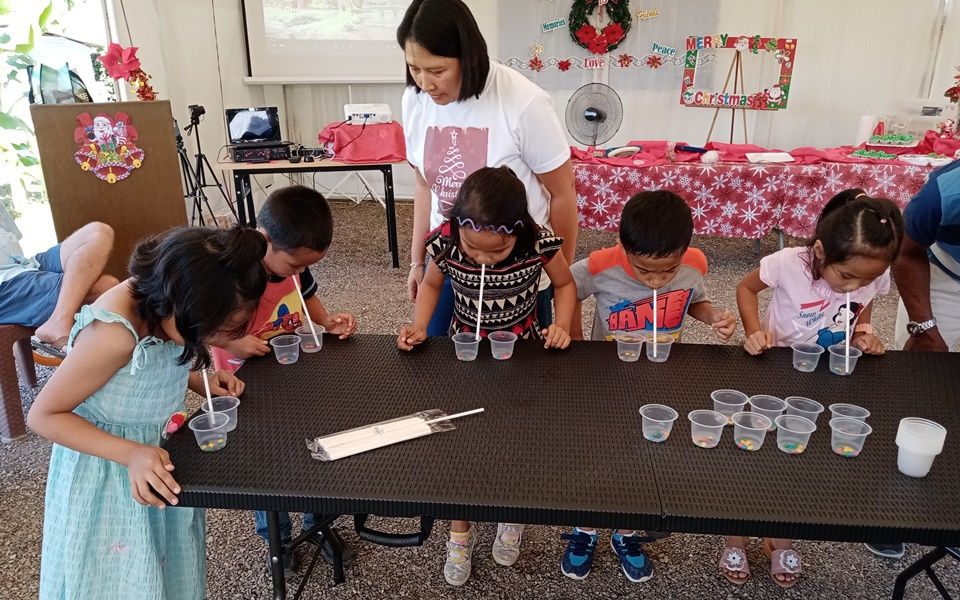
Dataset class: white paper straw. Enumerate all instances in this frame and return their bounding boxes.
[475,263,486,341]
[845,292,851,373]
[653,288,658,358]
[424,408,485,426]
[292,275,320,347]
[201,368,215,415]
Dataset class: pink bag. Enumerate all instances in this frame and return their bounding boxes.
[318,122,406,163]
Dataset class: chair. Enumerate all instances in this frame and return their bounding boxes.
[0,324,37,441]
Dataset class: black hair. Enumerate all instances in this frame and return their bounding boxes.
[806,189,904,280]
[618,190,693,257]
[397,0,490,101]
[449,166,539,259]
[257,185,333,253]
[129,226,267,369]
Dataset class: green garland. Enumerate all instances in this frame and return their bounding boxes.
[569,0,632,55]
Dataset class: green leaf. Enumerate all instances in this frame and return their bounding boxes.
[6,69,17,81]
[0,112,30,131]
[6,54,33,69]
[0,0,11,16]
[11,141,29,150]
[13,25,34,54]
[17,155,38,167]
[38,1,53,29]
[0,34,9,44]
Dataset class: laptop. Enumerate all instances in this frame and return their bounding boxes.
[225,106,289,147]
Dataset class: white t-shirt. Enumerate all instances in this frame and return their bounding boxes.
[402,62,570,231]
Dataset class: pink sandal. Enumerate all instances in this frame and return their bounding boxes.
[719,545,751,585]
[764,539,802,589]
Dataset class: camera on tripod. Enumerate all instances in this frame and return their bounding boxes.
[188,104,205,123]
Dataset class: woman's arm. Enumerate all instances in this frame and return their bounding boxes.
[407,169,433,301]
[542,253,575,349]
[536,160,578,265]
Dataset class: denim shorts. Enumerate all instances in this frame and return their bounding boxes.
[0,245,63,327]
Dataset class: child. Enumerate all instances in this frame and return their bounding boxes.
[212,185,358,572]
[727,189,903,588]
[562,190,736,583]
[28,226,267,599]
[397,166,576,586]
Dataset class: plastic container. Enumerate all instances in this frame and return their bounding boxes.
[896,418,947,478]
[639,404,679,442]
[615,334,643,362]
[775,414,816,454]
[829,403,870,422]
[188,412,229,452]
[489,330,518,360]
[645,334,674,363]
[688,409,726,448]
[199,396,240,432]
[830,417,873,457]
[790,342,824,372]
[452,332,480,361]
[269,334,301,365]
[785,396,825,425]
[748,395,786,431]
[296,324,325,353]
[828,344,862,376]
[732,411,771,451]
[711,389,749,425]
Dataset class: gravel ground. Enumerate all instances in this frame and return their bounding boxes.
[1,200,957,599]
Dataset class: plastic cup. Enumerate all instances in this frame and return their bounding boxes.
[711,389,749,425]
[830,417,873,457]
[775,414,817,454]
[829,403,870,422]
[639,404,679,443]
[828,344,862,376]
[790,342,825,372]
[748,395,786,431]
[270,334,301,365]
[732,411,771,451]
[645,334,674,363]
[452,332,480,362]
[785,396,825,425]
[615,334,643,362]
[295,324,325,353]
[188,411,229,452]
[688,409,726,448]
[199,396,240,432]
[896,418,947,478]
[489,331,518,360]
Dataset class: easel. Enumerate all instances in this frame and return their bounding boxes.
[705,50,749,144]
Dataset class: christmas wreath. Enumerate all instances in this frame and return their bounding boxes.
[569,0,632,55]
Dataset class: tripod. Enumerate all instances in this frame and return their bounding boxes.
[175,116,237,227]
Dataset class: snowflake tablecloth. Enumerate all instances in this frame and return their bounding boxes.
[574,161,932,239]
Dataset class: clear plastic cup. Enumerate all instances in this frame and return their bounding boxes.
[711,389,749,425]
[639,404,679,442]
[452,332,480,362]
[896,418,947,478]
[829,403,870,422]
[199,396,240,432]
[489,331,518,360]
[295,324,325,353]
[791,342,825,372]
[732,411,771,451]
[270,334,301,365]
[748,395,786,431]
[188,411,229,452]
[775,414,816,454]
[615,334,643,362]
[828,344,862,376]
[830,417,873,457]
[688,409,726,448]
[785,396,825,425]
[645,334,674,363]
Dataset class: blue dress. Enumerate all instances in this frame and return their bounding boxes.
[39,306,205,599]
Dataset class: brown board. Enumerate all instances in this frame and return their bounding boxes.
[31,100,187,280]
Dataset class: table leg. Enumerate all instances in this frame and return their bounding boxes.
[234,173,256,227]
[891,546,948,600]
[266,511,287,600]
[382,167,399,268]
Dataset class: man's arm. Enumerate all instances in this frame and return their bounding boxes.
[894,234,949,351]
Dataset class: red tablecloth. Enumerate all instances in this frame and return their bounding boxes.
[575,161,932,239]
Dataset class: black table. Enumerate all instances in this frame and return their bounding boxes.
[165,336,960,599]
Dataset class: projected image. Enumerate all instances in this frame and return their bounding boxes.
[263,0,408,41]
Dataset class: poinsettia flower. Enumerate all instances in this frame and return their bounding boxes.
[99,43,141,80]
[603,22,625,45]
[558,59,572,72]
[618,53,634,67]
[588,37,609,55]
[528,56,544,72]
[576,24,598,45]
[645,55,663,69]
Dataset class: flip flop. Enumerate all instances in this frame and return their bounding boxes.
[719,545,751,585]
[31,336,67,360]
[763,538,802,589]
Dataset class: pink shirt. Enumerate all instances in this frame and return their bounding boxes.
[759,246,890,348]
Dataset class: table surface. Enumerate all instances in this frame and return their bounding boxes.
[216,158,403,172]
[165,336,960,545]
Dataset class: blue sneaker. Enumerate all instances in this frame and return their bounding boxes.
[560,529,597,580]
[610,531,654,582]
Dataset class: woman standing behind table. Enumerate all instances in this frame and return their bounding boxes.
[398,0,578,342]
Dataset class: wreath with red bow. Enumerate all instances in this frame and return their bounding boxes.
[569,0,632,55]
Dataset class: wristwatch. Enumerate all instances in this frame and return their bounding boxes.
[906,318,937,336]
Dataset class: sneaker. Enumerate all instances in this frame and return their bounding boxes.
[492,523,525,566]
[560,529,598,580]
[610,531,654,583]
[306,528,357,566]
[864,543,905,559]
[444,528,477,586]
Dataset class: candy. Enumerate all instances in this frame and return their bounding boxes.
[779,441,806,454]
[833,444,859,457]
[694,435,717,448]
[644,429,668,442]
[736,437,758,451]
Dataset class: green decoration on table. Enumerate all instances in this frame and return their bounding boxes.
[867,133,915,145]
[850,149,897,160]
[569,0,633,55]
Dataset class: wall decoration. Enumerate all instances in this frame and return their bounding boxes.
[680,35,797,111]
[617,53,634,67]
[569,0,632,55]
[541,17,567,32]
[98,43,157,102]
[651,42,676,56]
[73,112,145,184]
[584,56,607,69]
[500,51,716,73]
[635,8,659,21]
[645,55,664,69]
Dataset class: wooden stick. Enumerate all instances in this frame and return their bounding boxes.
[706,51,739,144]
[737,52,748,143]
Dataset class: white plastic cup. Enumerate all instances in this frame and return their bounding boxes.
[828,344,862,376]
[711,389,749,425]
[295,324,325,353]
[615,334,643,362]
[188,411,229,452]
[732,411,771,451]
[830,417,873,457]
[775,414,816,454]
[452,332,480,362]
[645,333,674,363]
[791,342,825,372]
[748,395,787,431]
[489,330,518,360]
[199,396,240,432]
[688,409,726,448]
[896,418,947,478]
[270,334,301,365]
[785,396,825,425]
[640,404,679,443]
[829,403,870,422]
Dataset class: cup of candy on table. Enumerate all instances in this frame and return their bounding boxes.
[452,332,480,362]
[645,333,674,363]
[828,344,862,376]
[732,411,771,451]
[711,389,749,425]
[748,395,786,431]
[199,396,240,432]
[790,342,824,372]
[829,403,870,422]
[896,418,947,478]
[615,333,643,363]
[785,396,825,425]
[488,330,518,360]
[830,417,873,457]
[270,334,301,365]
[688,409,726,448]
[640,404,678,442]
[188,411,230,452]
[295,324,325,353]
[775,415,816,454]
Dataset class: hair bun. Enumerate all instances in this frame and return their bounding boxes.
[219,226,267,270]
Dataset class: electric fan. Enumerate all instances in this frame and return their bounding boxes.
[564,82,623,151]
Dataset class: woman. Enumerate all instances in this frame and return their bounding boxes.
[398,0,577,341]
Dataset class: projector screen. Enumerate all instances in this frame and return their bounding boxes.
[242,0,496,83]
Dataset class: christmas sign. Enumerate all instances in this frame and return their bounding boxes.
[73,112,145,183]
